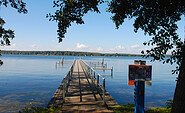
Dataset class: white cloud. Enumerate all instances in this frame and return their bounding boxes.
[96,47,103,51]
[66,48,72,51]
[76,43,88,49]
[31,44,36,48]
[125,44,142,54]
[55,45,60,48]
[130,45,140,49]
[12,43,16,47]
[63,43,88,52]
[107,45,144,54]
[88,47,104,52]
[115,45,125,50]
[55,45,62,50]
[110,45,125,52]
[1,43,17,50]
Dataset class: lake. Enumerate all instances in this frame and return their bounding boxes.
[0,55,177,112]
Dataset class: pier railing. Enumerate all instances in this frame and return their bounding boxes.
[62,59,76,102]
[89,62,107,68]
[80,59,106,104]
[88,61,113,76]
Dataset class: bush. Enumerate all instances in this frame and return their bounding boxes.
[19,106,61,113]
[165,99,173,108]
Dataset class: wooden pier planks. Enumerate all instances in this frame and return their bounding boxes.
[48,60,119,112]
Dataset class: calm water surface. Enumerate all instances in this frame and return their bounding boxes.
[0,55,177,112]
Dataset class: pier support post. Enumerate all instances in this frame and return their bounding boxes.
[61,57,64,64]
[97,75,99,88]
[94,71,96,83]
[103,78,105,104]
[55,62,57,68]
[102,58,104,65]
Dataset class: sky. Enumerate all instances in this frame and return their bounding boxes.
[0,0,184,54]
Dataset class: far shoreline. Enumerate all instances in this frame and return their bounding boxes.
[0,50,144,57]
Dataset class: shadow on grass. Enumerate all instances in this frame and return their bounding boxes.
[108,103,171,113]
[19,106,62,113]
[19,100,172,113]
[108,104,135,113]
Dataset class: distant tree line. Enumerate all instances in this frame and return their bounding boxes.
[1,50,142,57]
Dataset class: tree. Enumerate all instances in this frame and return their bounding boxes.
[48,0,185,112]
[0,0,27,46]
[108,1,185,112]
[0,50,3,66]
[0,0,27,64]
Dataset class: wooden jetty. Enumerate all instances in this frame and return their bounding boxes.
[48,59,119,112]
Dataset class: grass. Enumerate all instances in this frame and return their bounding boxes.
[20,100,173,113]
[19,105,171,113]
[108,104,135,113]
[19,106,62,113]
[145,107,171,113]
[108,104,171,113]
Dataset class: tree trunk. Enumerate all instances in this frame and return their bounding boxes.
[171,45,185,113]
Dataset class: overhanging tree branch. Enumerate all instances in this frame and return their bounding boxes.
[0,0,27,46]
[47,0,104,42]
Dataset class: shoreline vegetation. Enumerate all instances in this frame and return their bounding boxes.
[18,99,172,113]
[1,50,143,57]
[19,102,172,113]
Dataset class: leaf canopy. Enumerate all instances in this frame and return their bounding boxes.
[0,0,27,46]
[49,0,185,73]
[108,0,185,73]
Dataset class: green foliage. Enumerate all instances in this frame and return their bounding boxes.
[165,99,173,108]
[0,0,27,13]
[1,50,142,57]
[146,107,171,113]
[19,106,61,113]
[109,103,172,113]
[47,0,105,42]
[49,0,185,74]
[108,103,135,113]
[0,50,2,66]
[0,18,14,46]
[19,102,172,113]
[107,0,185,74]
[0,60,3,66]
[145,99,172,113]
[0,0,27,46]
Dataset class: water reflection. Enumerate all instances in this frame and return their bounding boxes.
[0,55,177,112]
[85,57,176,109]
[0,55,73,113]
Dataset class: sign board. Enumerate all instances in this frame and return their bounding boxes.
[128,65,152,86]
